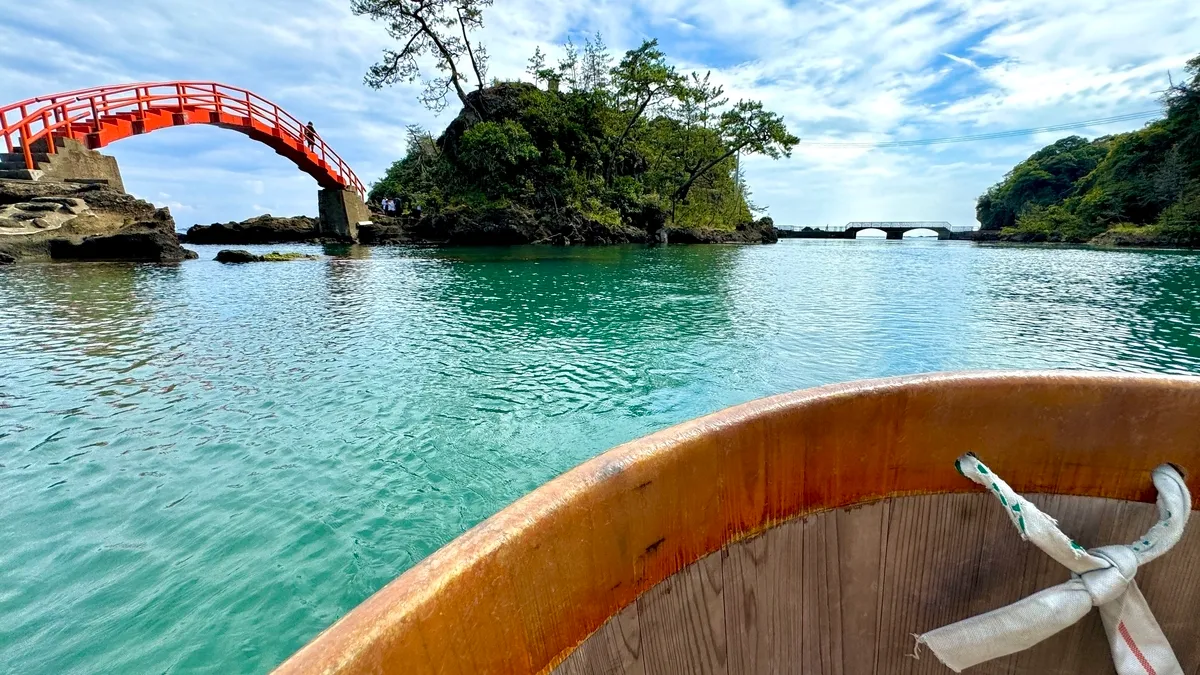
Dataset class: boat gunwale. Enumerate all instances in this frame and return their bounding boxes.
[273,370,1200,675]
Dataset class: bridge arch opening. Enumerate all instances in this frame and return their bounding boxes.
[903,228,939,238]
[854,228,886,239]
[93,126,324,226]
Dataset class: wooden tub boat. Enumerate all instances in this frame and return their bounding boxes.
[274,371,1200,674]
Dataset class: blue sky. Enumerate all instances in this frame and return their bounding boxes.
[2,0,1197,229]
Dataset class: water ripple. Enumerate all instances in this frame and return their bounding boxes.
[2,241,1200,673]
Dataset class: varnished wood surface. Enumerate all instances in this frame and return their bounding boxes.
[273,372,1200,675]
[555,493,1200,674]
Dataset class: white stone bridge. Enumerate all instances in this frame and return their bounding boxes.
[777,222,977,240]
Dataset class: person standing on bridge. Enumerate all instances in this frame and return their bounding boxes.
[305,122,316,151]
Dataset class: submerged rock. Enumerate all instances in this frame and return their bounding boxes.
[184,214,321,244]
[0,181,197,263]
[215,249,317,263]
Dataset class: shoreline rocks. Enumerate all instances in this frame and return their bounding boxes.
[668,217,778,244]
[0,181,779,262]
[357,205,778,246]
[986,226,1190,249]
[0,180,196,263]
[182,215,323,245]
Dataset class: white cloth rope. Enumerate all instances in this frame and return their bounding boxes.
[917,454,1191,675]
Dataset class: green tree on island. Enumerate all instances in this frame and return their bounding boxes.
[979,53,1200,246]
[356,8,799,244]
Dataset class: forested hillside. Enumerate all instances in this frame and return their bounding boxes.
[978,54,1200,246]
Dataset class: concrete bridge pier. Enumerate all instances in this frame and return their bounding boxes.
[885,230,904,240]
[318,188,371,242]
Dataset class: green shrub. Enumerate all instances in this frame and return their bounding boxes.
[1004,203,1102,242]
[579,198,623,229]
[457,120,541,199]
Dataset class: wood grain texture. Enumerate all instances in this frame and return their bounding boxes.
[555,603,644,675]
[274,372,1200,675]
[636,548,727,674]
[555,493,1200,675]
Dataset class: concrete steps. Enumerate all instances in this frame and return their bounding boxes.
[0,168,44,181]
[1,152,51,172]
[0,138,121,189]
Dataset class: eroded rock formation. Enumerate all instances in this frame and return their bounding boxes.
[0,181,196,263]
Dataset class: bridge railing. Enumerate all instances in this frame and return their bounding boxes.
[0,82,364,198]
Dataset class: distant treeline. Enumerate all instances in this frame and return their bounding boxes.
[978,54,1200,246]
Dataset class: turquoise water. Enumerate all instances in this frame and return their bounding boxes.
[3,239,1200,673]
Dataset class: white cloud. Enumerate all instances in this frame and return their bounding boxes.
[1,0,1197,228]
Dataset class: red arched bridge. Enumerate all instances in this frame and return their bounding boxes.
[0,81,364,195]
[0,82,370,238]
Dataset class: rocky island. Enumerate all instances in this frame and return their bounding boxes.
[355,33,798,247]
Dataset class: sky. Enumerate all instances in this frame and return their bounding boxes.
[2,0,1197,229]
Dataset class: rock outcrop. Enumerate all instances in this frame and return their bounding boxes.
[183,215,321,244]
[0,180,196,263]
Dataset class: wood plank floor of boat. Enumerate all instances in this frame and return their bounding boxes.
[554,493,1200,675]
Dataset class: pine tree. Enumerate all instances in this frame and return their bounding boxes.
[558,38,580,90]
[582,32,612,92]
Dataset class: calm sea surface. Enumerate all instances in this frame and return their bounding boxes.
[3,239,1200,673]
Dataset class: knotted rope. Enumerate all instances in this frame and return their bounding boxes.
[917,454,1191,675]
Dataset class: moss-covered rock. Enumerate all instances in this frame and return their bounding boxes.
[215,249,317,263]
[1090,225,1171,247]
[262,252,318,261]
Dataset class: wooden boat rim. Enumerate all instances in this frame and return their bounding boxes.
[274,370,1200,674]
